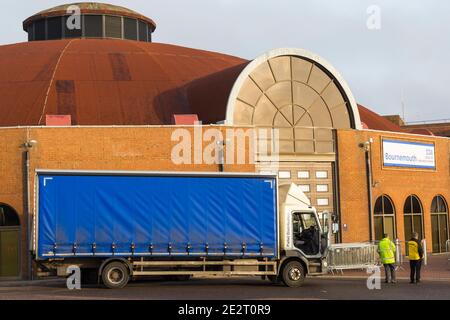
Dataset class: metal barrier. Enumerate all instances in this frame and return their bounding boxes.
[446,240,450,268]
[327,239,430,274]
[327,242,380,274]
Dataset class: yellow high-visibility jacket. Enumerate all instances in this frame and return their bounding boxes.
[378,238,396,264]
[408,239,423,261]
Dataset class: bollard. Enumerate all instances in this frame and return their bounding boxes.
[421,239,427,266]
[395,238,402,266]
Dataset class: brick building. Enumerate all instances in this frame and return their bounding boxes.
[0,3,449,279]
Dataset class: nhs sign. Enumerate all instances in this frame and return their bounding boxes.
[382,139,436,170]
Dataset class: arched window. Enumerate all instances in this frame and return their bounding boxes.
[0,204,20,226]
[374,195,396,240]
[403,195,423,241]
[431,195,449,253]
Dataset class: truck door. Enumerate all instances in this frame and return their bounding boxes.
[292,212,321,256]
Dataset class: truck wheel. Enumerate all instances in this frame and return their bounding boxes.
[281,261,305,288]
[101,262,130,289]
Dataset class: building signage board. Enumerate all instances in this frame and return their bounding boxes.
[382,139,436,169]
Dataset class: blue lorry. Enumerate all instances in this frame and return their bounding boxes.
[33,170,329,288]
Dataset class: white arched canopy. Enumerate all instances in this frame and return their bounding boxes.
[225,48,361,154]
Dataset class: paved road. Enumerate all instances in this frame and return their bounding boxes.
[1,277,449,300]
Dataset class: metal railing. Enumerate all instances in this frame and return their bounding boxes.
[327,242,380,274]
[422,239,428,266]
[326,239,431,274]
[394,239,403,266]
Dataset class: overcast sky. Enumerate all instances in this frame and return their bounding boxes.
[2,0,449,122]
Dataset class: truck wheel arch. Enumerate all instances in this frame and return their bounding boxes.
[279,252,309,275]
[98,258,133,279]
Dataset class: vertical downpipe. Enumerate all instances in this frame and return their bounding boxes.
[24,129,33,280]
[26,147,32,280]
[365,144,374,242]
[22,143,32,280]
[218,140,225,172]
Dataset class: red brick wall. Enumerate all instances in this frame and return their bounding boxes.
[337,129,450,250]
[0,126,255,278]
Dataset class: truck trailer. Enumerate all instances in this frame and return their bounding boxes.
[33,170,329,288]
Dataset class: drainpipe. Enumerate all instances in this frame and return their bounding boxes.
[217,139,230,172]
[23,135,37,280]
[360,139,374,242]
[25,148,31,280]
[217,140,225,172]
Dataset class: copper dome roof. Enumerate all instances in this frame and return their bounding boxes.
[0,39,246,126]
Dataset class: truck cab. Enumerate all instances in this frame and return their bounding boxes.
[276,183,329,285]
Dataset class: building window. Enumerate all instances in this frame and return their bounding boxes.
[0,205,20,227]
[431,195,449,253]
[315,171,328,179]
[138,20,148,41]
[64,16,82,38]
[299,185,310,193]
[374,195,396,241]
[105,15,122,39]
[316,184,328,192]
[47,17,63,40]
[317,198,329,206]
[124,17,138,40]
[27,25,34,41]
[278,171,291,179]
[34,19,46,41]
[297,171,310,179]
[84,15,103,38]
[403,195,423,241]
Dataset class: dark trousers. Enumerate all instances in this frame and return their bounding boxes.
[410,260,422,282]
[383,264,396,283]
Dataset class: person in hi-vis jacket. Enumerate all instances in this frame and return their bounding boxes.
[408,232,424,284]
[378,233,397,284]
